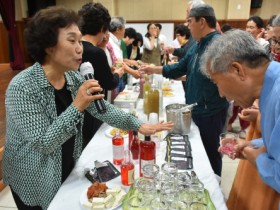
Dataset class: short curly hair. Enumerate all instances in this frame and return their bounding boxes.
[24,6,79,64]
[78,2,111,36]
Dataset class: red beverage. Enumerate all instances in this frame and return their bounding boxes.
[121,150,135,186]
[130,131,140,160]
[139,136,156,177]
[128,130,133,149]
[112,129,124,165]
[220,137,237,155]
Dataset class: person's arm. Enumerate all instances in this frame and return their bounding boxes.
[86,98,173,135]
[173,47,188,58]
[143,37,155,50]
[123,63,141,79]
[5,77,85,154]
[252,118,280,193]
[162,51,191,79]
[87,48,120,90]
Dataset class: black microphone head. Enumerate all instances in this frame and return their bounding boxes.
[80,62,94,77]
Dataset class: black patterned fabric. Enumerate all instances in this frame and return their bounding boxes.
[3,62,141,210]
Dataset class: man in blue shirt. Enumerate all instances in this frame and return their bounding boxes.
[201,28,280,204]
[140,4,228,176]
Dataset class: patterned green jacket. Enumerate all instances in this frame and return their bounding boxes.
[3,62,141,210]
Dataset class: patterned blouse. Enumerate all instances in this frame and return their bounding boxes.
[3,62,141,210]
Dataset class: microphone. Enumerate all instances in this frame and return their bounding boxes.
[80,62,107,114]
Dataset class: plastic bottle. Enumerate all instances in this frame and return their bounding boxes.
[112,129,124,165]
[121,150,135,186]
[139,135,156,177]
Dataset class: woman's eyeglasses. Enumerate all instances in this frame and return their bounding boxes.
[270,39,280,46]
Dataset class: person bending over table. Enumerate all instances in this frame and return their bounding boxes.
[2,7,173,210]
[200,28,280,208]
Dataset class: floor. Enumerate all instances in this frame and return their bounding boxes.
[0,119,242,210]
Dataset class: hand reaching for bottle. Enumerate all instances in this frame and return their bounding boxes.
[138,121,174,135]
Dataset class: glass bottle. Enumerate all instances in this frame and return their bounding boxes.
[139,135,156,177]
[139,76,145,98]
[128,103,136,149]
[121,150,135,186]
[143,75,151,114]
[112,129,124,165]
[147,84,159,117]
[130,130,140,162]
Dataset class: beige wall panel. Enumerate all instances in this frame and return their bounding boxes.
[115,0,187,20]
[56,0,90,12]
[208,0,228,19]
[8,0,279,21]
[250,0,280,19]
[227,0,251,19]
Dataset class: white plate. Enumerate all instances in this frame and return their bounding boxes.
[80,183,124,210]
[105,127,128,138]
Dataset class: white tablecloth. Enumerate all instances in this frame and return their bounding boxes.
[48,81,228,210]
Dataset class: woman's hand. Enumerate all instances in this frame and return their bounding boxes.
[138,121,174,136]
[113,66,124,78]
[73,79,104,112]
[123,63,142,79]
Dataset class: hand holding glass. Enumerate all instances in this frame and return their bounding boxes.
[219,132,238,158]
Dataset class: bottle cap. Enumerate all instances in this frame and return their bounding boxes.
[144,135,151,141]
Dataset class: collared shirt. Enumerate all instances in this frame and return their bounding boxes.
[109,32,123,60]
[253,61,280,195]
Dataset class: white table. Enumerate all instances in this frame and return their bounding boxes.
[48,81,228,210]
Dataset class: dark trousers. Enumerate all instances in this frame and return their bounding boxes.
[192,106,228,176]
[11,189,43,210]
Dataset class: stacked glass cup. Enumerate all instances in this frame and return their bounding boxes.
[126,162,208,210]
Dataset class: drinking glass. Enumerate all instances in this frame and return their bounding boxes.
[190,180,205,203]
[190,202,208,210]
[150,197,169,210]
[134,177,156,204]
[127,195,147,210]
[160,181,178,205]
[219,132,238,157]
[170,200,188,209]
[161,162,178,177]
[142,163,160,179]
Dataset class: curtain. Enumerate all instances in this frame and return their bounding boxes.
[0,0,25,70]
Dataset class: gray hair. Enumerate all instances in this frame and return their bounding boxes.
[200,29,269,77]
[188,0,205,8]
[272,14,280,27]
[109,16,126,32]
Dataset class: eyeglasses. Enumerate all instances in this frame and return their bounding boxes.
[270,39,280,46]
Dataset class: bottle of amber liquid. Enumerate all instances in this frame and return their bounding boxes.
[147,84,159,117]
[112,129,124,165]
[130,130,140,162]
[121,150,135,186]
[143,75,151,114]
[139,135,156,177]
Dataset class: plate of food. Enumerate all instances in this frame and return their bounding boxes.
[80,182,127,210]
[105,127,128,138]
[163,91,174,97]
